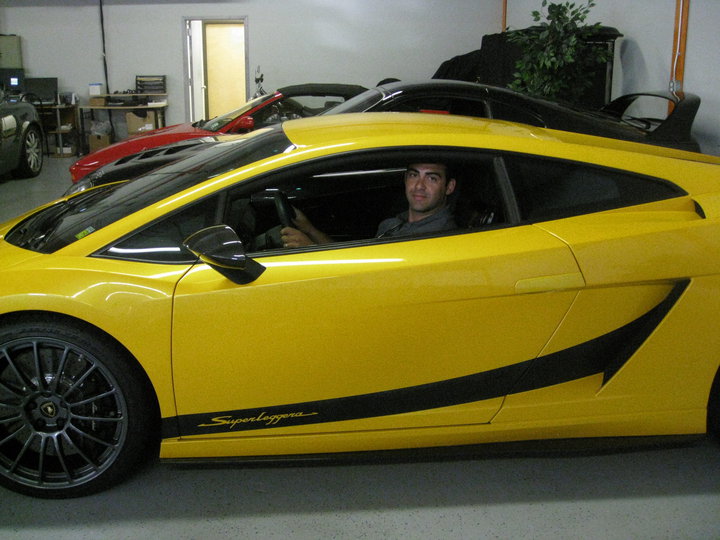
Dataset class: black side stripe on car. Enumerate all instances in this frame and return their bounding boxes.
[161,280,689,439]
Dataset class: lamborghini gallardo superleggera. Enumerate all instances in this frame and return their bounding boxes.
[1,113,719,498]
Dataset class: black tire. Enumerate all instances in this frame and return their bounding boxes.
[709,367,720,439]
[0,318,158,498]
[12,124,44,179]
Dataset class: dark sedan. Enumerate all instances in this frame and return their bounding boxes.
[327,80,701,152]
[0,89,43,178]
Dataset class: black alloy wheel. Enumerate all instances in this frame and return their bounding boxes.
[0,319,157,498]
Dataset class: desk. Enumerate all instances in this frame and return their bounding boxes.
[78,94,168,152]
[80,103,167,129]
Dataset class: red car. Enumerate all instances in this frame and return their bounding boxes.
[69,83,366,182]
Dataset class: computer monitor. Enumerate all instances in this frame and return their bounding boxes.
[0,68,25,94]
[24,77,58,104]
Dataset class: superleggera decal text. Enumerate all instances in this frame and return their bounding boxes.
[198,411,319,429]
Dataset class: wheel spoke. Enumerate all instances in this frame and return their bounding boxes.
[63,427,101,469]
[69,387,118,408]
[0,422,25,447]
[53,433,71,480]
[0,378,23,399]
[37,436,48,483]
[61,361,96,399]
[31,340,45,391]
[68,422,118,448]
[1,346,34,390]
[49,346,71,393]
[72,414,123,424]
[0,412,22,425]
[9,429,36,474]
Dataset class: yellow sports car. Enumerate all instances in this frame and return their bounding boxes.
[1,113,719,498]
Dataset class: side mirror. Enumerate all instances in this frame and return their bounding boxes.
[232,116,255,132]
[183,225,265,284]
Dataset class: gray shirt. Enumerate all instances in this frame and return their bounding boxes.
[376,206,457,238]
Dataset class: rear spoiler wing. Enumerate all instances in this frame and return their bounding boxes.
[600,91,700,144]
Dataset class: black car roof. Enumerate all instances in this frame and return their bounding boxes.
[277,83,368,100]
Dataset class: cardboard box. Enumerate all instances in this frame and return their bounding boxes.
[88,134,112,152]
[126,111,156,135]
[89,96,106,106]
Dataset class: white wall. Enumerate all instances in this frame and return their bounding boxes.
[684,0,720,156]
[2,0,718,154]
[507,0,720,154]
[0,0,502,127]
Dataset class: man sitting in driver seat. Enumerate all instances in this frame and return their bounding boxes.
[280,162,457,247]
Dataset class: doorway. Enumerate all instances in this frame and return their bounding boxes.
[184,17,249,122]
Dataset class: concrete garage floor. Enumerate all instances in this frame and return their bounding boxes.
[1,157,720,539]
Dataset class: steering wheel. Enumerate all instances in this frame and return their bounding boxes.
[272,191,296,228]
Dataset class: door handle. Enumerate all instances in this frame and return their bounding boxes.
[515,272,585,293]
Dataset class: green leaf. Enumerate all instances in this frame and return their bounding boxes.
[509,0,610,103]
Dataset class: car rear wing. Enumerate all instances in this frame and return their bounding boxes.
[600,91,700,147]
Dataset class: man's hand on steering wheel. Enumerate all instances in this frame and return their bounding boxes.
[280,226,313,248]
[280,207,332,247]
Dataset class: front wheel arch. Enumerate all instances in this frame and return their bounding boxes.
[0,311,161,498]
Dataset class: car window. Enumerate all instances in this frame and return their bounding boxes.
[251,95,356,129]
[249,98,308,128]
[6,127,294,254]
[487,100,545,127]
[504,155,687,222]
[244,150,507,252]
[99,149,509,263]
[200,93,275,131]
[103,195,221,263]
[322,89,383,114]
[378,96,489,118]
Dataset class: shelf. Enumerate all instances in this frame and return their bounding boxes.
[94,93,167,97]
[81,103,167,110]
[36,103,79,158]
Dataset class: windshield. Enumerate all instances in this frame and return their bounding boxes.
[6,127,295,253]
[199,93,277,131]
[322,88,384,115]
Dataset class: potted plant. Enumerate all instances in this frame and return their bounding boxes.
[507,0,613,105]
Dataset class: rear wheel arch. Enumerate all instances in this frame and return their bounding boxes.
[709,366,720,437]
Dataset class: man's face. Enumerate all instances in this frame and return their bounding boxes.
[404,163,456,221]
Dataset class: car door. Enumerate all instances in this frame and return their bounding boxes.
[168,151,585,443]
[1,104,18,171]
